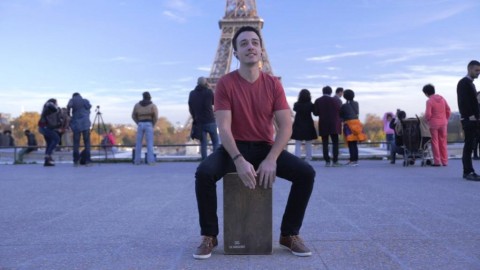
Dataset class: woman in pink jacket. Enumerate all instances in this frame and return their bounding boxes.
[423,84,451,166]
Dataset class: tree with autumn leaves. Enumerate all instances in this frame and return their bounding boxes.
[8,112,193,148]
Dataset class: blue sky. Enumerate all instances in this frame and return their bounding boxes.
[0,0,478,126]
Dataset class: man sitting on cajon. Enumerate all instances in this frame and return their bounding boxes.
[193,26,315,260]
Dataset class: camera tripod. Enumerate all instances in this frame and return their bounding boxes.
[91,105,112,159]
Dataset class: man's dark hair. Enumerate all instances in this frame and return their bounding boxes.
[322,86,332,95]
[422,84,435,96]
[468,60,480,68]
[335,87,344,94]
[232,26,262,51]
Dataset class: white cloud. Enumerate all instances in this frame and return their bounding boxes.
[105,56,140,63]
[196,66,211,72]
[162,10,186,23]
[307,44,466,64]
[414,2,474,26]
[306,51,370,63]
[299,74,338,80]
[162,0,195,23]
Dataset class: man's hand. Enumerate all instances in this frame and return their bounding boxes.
[256,158,276,189]
[234,157,257,189]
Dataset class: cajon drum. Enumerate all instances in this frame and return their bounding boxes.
[223,173,272,255]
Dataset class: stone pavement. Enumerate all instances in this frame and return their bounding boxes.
[1,159,480,270]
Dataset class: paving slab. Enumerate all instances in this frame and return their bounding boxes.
[1,159,480,269]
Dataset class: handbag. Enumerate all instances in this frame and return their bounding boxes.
[190,121,202,140]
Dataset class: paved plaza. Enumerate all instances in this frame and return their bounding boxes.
[1,159,480,269]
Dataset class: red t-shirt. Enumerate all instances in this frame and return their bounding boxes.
[214,70,290,144]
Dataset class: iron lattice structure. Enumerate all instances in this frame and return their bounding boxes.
[208,0,274,89]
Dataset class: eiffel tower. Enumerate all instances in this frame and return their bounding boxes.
[207,0,275,90]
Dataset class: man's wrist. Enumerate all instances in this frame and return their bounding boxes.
[232,154,243,161]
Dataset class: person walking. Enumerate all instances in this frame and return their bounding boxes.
[132,91,158,165]
[339,89,366,166]
[313,86,341,167]
[38,98,62,166]
[291,89,317,162]
[67,92,92,166]
[193,26,315,259]
[423,84,451,166]
[456,60,480,180]
[188,77,219,160]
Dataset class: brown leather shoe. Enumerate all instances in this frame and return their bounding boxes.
[279,235,312,257]
[193,236,218,259]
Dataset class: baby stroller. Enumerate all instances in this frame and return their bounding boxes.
[400,117,433,167]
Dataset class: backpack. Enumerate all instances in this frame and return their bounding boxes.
[45,110,64,129]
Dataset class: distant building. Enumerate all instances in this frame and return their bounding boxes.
[0,113,12,127]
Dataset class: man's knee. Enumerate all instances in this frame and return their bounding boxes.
[195,161,219,186]
[291,162,315,186]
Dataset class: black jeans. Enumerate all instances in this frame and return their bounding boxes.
[195,143,315,237]
[347,141,358,162]
[462,120,477,174]
[321,134,339,163]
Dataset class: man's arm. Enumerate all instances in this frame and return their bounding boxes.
[84,99,92,110]
[188,92,194,117]
[216,110,257,189]
[257,109,292,189]
[152,104,159,126]
[131,105,138,124]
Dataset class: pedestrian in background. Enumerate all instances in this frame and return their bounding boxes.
[333,87,344,107]
[456,60,480,181]
[68,92,92,167]
[291,89,317,162]
[38,98,62,166]
[313,86,341,167]
[423,84,450,167]
[2,130,14,146]
[17,129,38,162]
[383,112,395,154]
[188,77,219,160]
[132,91,158,165]
[340,89,366,166]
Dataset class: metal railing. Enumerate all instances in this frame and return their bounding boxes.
[0,140,465,165]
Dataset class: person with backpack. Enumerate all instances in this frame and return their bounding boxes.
[67,92,92,167]
[38,98,62,166]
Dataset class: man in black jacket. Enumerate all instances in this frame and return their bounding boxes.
[457,60,480,181]
[188,77,219,160]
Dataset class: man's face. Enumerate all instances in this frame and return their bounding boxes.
[235,31,262,66]
[468,65,480,79]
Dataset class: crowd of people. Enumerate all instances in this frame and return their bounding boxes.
[292,85,367,167]
[292,80,452,171]
[32,91,161,167]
